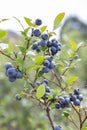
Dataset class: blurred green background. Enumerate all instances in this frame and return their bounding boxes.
[0,16,87,130]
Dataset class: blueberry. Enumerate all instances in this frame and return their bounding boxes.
[42,67,50,73]
[77,94,83,101]
[39,40,47,46]
[46,86,50,93]
[35,18,42,26]
[41,33,48,40]
[47,41,52,47]
[54,125,62,130]
[8,76,16,82]
[5,62,12,70]
[51,46,57,55]
[43,60,50,67]
[74,88,80,95]
[7,68,17,77]
[33,29,41,37]
[46,56,53,62]
[42,92,50,100]
[55,103,61,109]
[42,79,49,85]
[64,98,70,107]
[31,43,38,50]
[16,71,22,78]
[15,94,22,100]
[74,99,80,106]
[49,61,56,69]
[70,95,77,102]
[36,81,41,86]
[36,47,41,52]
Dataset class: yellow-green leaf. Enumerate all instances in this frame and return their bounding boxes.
[36,84,45,99]
[68,76,78,84]
[24,17,35,26]
[69,40,77,51]
[53,12,65,30]
[0,30,7,39]
[34,56,44,65]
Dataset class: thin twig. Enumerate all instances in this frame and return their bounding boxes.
[0,50,15,60]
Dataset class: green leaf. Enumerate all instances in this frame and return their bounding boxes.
[16,57,24,66]
[53,12,65,30]
[68,76,78,84]
[38,70,44,77]
[40,26,47,32]
[69,40,77,51]
[81,126,87,130]
[63,111,70,117]
[36,84,45,99]
[24,17,35,27]
[34,56,44,65]
[19,46,26,53]
[0,18,9,22]
[0,30,7,39]
[27,65,41,70]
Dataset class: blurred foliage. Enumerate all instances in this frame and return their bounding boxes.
[0,15,87,130]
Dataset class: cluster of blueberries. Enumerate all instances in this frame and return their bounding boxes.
[5,62,22,82]
[42,56,56,73]
[54,125,62,130]
[55,88,83,109]
[31,18,62,55]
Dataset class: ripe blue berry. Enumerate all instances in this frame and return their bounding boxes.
[16,71,22,78]
[15,94,22,100]
[5,62,12,70]
[41,33,48,40]
[42,67,50,73]
[35,18,42,26]
[54,125,62,130]
[8,76,16,82]
[55,103,61,109]
[51,46,57,55]
[7,68,17,77]
[46,56,53,62]
[74,99,80,106]
[74,88,80,95]
[42,79,49,85]
[36,81,41,86]
[77,94,83,101]
[31,43,38,50]
[43,60,50,67]
[33,29,41,37]
[46,86,50,93]
[49,61,56,69]
[39,40,47,46]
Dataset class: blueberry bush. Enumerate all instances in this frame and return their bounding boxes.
[0,13,87,130]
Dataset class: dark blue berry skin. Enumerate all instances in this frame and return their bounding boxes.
[8,76,16,82]
[64,98,70,107]
[39,40,47,46]
[46,56,53,62]
[42,67,50,73]
[55,103,61,109]
[74,99,80,106]
[5,62,12,70]
[42,92,50,100]
[35,18,42,26]
[33,29,41,37]
[41,33,48,40]
[7,68,17,77]
[15,94,22,100]
[77,94,83,101]
[51,46,57,55]
[54,125,62,130]
[31,43,38,50]
[43,60,50,67]
[70,95,77,102]
[49,61,56,69]
[42,79,49,84]
[47,41,52,47]
[16,71,22,78]
[46,86,50,93]
[36,81,41,86]
[74,89,80,95]
[36,47,41,52]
